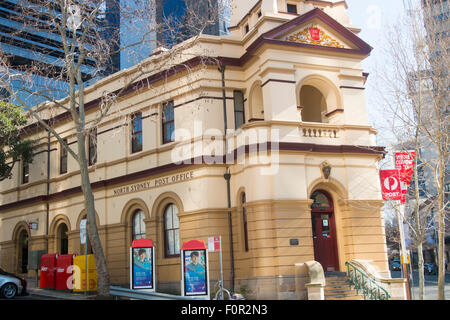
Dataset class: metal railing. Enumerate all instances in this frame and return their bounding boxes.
[345,262,391,300]
[109,286,205,300]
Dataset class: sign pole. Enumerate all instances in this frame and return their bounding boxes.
[219,236,223,299]
[397,202,411,300]
[84,238,87,296]
[80,219,87,296]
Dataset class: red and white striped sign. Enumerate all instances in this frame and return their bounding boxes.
[208,237,221,252]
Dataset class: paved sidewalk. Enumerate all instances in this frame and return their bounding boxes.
[25,277,96,300]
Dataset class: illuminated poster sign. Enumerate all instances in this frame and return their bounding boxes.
[181,240,210,299]
[130,239,155,290]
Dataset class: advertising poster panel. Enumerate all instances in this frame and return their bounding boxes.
[132,247,153,289]
[130,239,155,291]
[183,250,207,295]
[181,240,209,299]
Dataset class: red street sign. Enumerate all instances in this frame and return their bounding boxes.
[208,237,221,252]
[309,28,321,41]
[395,152,416,203]
[380,170,402,200]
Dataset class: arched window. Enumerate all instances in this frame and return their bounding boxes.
[57,223,69,255]
[164,204,180,257]
[310,190,332,210]
[18,229,28,273]
[132,210,146,240]
[300,85,327,123]
[242,193,249,252]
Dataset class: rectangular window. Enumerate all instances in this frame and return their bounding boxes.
[164,204,180,257]
[88,129,97,166]
[287,4,298,14]
[22,160,29,184]
[162,101,175,144]
[131,112,143,153]
[60,139,68,174]
[234,90,245,129]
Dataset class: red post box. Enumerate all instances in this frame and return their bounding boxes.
[40,253,58,288]
[56,254,75,290]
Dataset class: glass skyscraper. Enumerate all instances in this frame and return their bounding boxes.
[0,0,229,107]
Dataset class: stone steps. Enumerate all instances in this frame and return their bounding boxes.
[324,273,364,301]
[326,294,365,300]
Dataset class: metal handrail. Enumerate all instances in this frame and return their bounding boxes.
[345,262,391,300]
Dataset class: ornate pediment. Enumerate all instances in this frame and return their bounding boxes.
[286,25,345,49]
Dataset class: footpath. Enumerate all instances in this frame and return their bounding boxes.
[25,277,97,300]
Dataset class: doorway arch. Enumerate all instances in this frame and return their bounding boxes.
[56,223,69,255]
[17,229,29,274]
[310,190,339,271]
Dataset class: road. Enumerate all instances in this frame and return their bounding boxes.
[391,270,450,300]
[0,294,54,300]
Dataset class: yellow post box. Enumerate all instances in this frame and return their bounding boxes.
[73,254,97,292]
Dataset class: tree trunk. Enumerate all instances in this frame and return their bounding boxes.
[414,132,424,300]
[417,241,424,299]
[437,153,445,300]
[76,131,110,297]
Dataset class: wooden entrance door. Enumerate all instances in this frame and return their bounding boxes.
[311,190,339,271]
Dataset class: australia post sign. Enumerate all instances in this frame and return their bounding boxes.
[380,170,402,200]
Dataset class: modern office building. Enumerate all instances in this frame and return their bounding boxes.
[416,0,449,269]
[0,0,101,105]
[0,0,408,300]
[0,0,228,106]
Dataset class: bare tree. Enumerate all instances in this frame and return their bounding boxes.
[373,0,449,300]
[0,0,220,297]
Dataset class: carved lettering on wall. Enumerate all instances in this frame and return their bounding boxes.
[113,171,194,196]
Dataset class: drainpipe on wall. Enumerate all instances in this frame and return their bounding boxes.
[219,64,235,292]
[46,129,50,253]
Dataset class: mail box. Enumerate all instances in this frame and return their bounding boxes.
[40,253,58,288]
[56,254,76,290]
[73,254,97,292]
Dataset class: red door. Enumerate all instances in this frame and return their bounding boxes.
[311,190,339,271]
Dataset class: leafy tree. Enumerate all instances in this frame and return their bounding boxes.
[0,101,34,181]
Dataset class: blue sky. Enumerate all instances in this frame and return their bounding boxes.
[346,1,408,147]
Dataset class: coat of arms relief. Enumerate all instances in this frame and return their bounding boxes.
[286,25,345,48]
